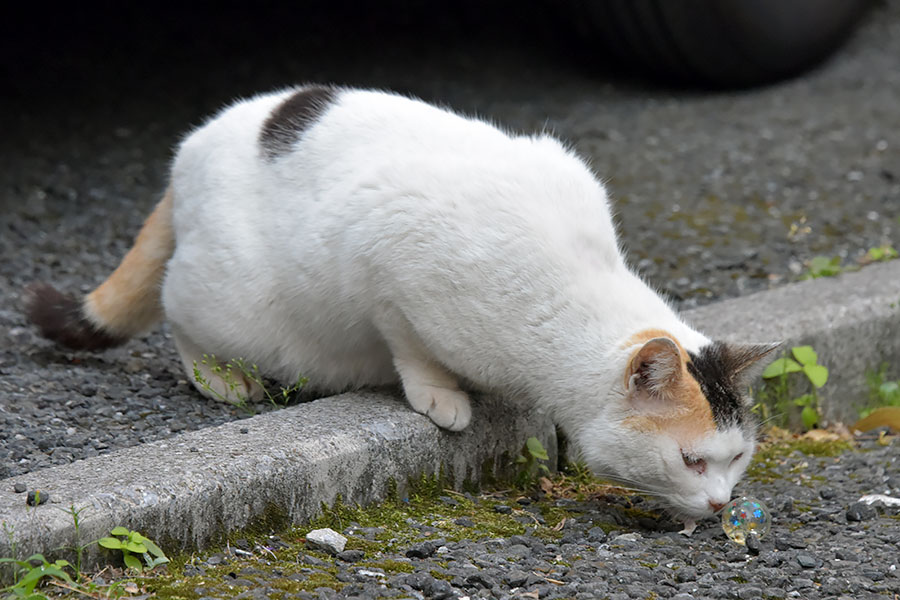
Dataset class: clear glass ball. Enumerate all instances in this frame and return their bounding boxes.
[722,496,771,544]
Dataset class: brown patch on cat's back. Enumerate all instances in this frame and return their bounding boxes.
[259,85,338,160]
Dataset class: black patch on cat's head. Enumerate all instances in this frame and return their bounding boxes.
[259,85,338,160]
[686,342,748,429]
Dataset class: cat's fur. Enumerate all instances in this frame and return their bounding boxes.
[26,85,777,521]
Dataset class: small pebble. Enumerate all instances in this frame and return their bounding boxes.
[493,505,512,514]
[13,482,26,493]
[336,549,365,562]
[745,533,761,555]
[26,490,49,506]
[797,554,818,569]
[305,528,347,555]
[846,502,877,522]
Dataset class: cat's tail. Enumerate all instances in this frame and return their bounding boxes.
[25,187,175,351]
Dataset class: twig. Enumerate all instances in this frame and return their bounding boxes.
[531,572,565,585]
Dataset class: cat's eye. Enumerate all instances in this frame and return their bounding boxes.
[731,452,744,464]
[681,452,707,475]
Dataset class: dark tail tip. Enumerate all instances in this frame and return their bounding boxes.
[24,282,127,351]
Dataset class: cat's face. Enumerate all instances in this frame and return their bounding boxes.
[582,336,777,520]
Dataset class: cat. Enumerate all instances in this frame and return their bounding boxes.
[25,84,777,528]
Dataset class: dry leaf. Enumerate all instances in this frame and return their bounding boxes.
[853,407,900,433]
[802,429,841,442]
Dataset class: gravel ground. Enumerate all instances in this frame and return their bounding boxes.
[102,433,900,599]
[1,3,899,476]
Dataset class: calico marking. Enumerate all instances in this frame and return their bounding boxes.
[686,342,747,428]
[622,330,716,438]
[259,85,338,160]
[25,283,127,350]
[25,189,175,350]
[622,328,687,359]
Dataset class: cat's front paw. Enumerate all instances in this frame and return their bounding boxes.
[408,386,472,431]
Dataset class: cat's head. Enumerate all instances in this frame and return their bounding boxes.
[581,334,778,520]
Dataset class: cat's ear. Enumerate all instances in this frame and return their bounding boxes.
[625,337,684,405]
[722,341,782,382]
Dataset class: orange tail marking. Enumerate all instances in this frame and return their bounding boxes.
[84,188,175,338]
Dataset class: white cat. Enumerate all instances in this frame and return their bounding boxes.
[26,85,776,525]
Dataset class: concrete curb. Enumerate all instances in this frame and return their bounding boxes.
[684,259,900,424]
[0,392,556,572]
[1,260,898,571]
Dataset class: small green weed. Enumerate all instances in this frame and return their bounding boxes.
[863,243,898,263]
[0,554,74,599]
[0,517,171,599]
[756,345,829,430]
[57,504,91,582]
[98,527,169,573]
[515,436,551,487]
[861,363,900,418]
[802,255,843,279]
[802,244,897,280]
[193,354,307,411]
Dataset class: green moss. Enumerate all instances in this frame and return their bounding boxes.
[747,437,853,483]
[782,438,853,458]
[429,569,453,581]
[240,502,293,539]
[274,570,343,593]
[622,506,661,521]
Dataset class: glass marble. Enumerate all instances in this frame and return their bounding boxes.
[722,496,771,544]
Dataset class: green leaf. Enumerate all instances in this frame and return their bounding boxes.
[130,532,148,544]
[793,394,814,407]
[141,538,167,559]
[98,537,123,549]
[801,406,819,430]
[17,564,73,593]
[123,541,148,554]
[525,437,549,461]
[808,255,842,278]
[791,346,818,366]
[761,358,802,379]
[109,526,130,536]
[123,553,143,572]
[879,381,900,399]
[145,555,170,569]
[803,364,829,388]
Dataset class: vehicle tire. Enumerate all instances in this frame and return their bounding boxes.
[569,0,872,87]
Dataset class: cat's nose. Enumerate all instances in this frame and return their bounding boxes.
[709,500,726,512]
